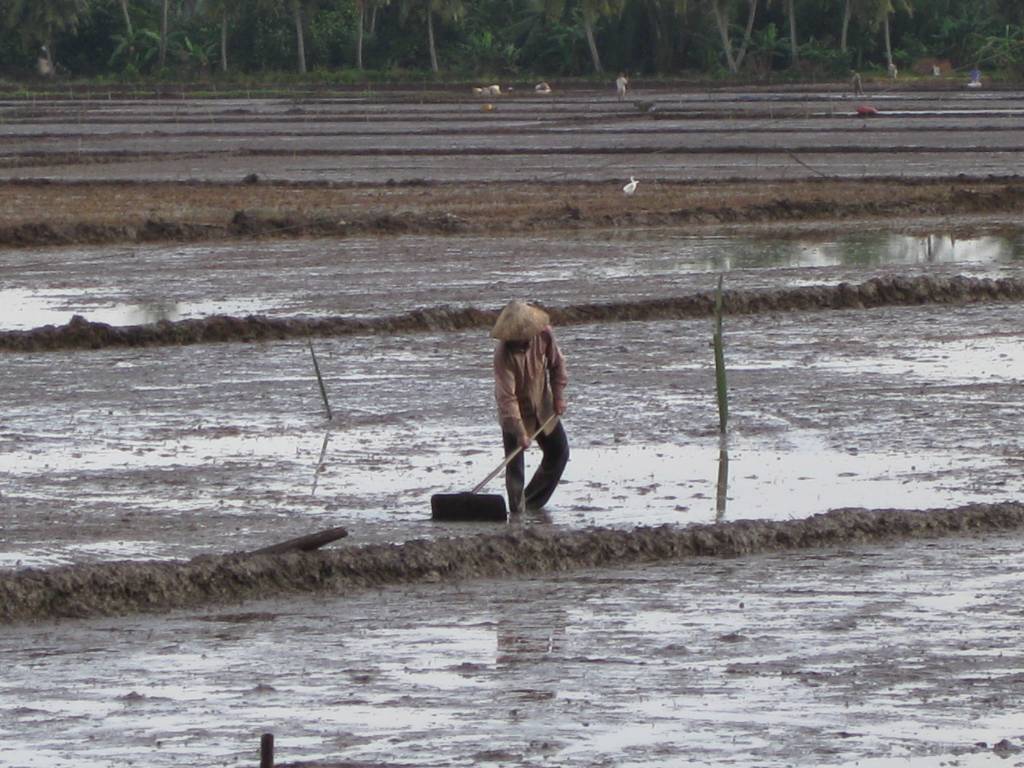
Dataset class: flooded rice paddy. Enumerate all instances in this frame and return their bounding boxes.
[3,533,1024,767]
[3,229,1024,569]
[0,230,1022,332]
[3,86,1024,768]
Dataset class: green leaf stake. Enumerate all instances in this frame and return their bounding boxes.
[713,274,728,435]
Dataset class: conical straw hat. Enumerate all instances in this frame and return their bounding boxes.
[491,300,550,341]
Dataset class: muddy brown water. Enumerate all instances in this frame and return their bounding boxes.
[3,86,1024,767]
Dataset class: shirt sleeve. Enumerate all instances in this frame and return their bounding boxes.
[494,344,525,435]
[544,328,568,406]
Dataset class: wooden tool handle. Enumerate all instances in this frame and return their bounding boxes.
[471,413,559,494]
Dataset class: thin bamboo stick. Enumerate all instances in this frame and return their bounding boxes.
[308,339,333,421]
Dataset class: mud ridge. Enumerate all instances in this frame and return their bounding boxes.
[3,274,1023,353]
[2,503,1023,623]
[0,209,467,247]
[1,182,1022,247]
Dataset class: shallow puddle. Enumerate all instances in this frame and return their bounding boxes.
[815,334,1024,383]
[1,405,1020,569]
[0,287,273,331]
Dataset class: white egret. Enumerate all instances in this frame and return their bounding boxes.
[616,74,628,100]
[623,176,638,195]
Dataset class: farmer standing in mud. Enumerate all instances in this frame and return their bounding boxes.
[492,300,569,515]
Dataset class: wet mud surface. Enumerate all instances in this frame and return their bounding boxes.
[4,531,1024,767]
[3,85,1024,767]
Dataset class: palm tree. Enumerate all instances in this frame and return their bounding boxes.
[638,0,678,72]
[709,0,758,73]
[529,0,623,74]
[842,0,912,70]
[355,0,391,70]
[881,0,912,72]
[159,0,169,67]
[401,0,464,73]
[355,0,388,70]
[281,0,325,74]
[119,0,133,37]
[581,0,629,73]
[290,0,307,73]
[4,0,86,65]
[355,0,368,69]
[196,0,240,72]
[839,0,852,51]
[783,0,797,65]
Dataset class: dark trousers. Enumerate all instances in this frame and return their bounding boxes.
[502,421,569,515]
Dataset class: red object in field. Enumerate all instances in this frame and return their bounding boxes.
[856,104,880,117]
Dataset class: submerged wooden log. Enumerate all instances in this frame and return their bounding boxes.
[250,526,348,555]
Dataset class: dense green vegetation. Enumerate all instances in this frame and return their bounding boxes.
[1,0,1022,82]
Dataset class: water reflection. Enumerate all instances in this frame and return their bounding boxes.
[709,232,1021,271]
[0,288,269,331]
[715,444,729,521]
[310,430,331,496]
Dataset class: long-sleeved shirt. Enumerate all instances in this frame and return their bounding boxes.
[493,326,568,440]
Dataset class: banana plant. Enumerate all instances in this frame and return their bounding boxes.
[109,27,162,72]
[761,0,798,65]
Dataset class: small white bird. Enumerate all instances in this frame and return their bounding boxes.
[616,74,628,100]
[623,176,638,195]
[535,81,552,94]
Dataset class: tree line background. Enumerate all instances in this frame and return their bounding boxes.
[1,0,1022,83]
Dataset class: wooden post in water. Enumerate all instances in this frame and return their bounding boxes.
[713,274,729,435]
[308,339,333,421]
[260,733,274,768]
